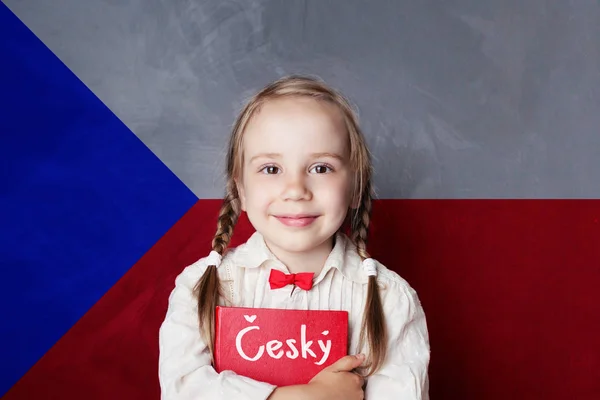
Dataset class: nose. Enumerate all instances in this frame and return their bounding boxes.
[282,171,312,201]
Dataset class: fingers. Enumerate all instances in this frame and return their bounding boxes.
[330,354,365,372]
[350,372,366,399]
[353,371,365,388]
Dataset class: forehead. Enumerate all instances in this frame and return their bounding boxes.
[242,97,349,159]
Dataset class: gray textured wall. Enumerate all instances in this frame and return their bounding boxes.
[6,0,600,198]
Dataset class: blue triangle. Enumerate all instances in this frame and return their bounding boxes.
[0,4,198,396]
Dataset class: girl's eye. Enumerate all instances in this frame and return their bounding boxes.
[261,165,280,174]
[310,164,332,174]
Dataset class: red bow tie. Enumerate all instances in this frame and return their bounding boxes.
[268,269,314,291]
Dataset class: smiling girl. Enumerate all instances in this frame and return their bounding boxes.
[159,75,430,400]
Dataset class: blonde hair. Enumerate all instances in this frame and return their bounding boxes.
[194,75,387,376]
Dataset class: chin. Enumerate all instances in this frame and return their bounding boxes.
[269,231,334,253]
[250,215,340,249]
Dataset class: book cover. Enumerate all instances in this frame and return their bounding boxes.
[214,306,348,386]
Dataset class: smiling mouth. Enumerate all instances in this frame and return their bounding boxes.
[274,215,319,227]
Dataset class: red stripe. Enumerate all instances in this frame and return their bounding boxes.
[6,200,600,399]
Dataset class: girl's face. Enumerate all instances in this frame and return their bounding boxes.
[237,97,355,257]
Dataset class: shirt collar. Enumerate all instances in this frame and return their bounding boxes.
[231,230,369,284]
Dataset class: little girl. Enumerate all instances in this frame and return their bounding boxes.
[158,75,430,399]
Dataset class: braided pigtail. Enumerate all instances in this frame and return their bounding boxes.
[352,179,387,376]
[194,179,241,362]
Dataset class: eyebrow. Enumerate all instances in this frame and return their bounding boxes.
[248,152,345,163]
[311,152,345,161]
[248,153,280,163]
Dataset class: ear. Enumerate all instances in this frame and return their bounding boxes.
[350,192,361,209]
[235,178,247,212]
[349,181,361,209]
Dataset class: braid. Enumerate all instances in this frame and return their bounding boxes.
[351,178,373,258]
[212,179,241,253]
[353,178,388,376]
[195,179,241,362]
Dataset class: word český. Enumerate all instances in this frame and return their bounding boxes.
[235,322,332,365]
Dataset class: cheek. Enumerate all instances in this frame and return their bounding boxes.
[319,178,353,208]
[243,177,274,209]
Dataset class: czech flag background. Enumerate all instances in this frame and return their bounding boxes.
[1,1,599,399]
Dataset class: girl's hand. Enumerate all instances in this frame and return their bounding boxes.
[305,354,366,400]
[267,354,365,400]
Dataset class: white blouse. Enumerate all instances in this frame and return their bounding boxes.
[158,231,430,399]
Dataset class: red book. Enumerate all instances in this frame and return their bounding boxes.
[214,306,348,386]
